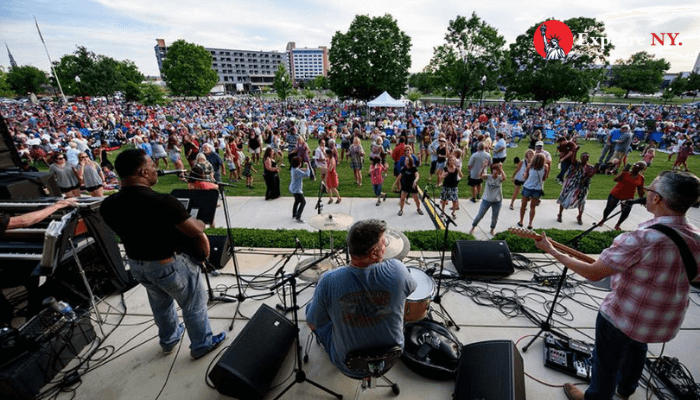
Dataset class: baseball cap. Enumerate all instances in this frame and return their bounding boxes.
[535,141,544,147]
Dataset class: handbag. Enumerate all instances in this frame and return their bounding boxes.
[647,224,700,289]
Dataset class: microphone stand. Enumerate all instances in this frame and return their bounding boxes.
[521,205,629,352]
[421,189,459,330]
[313,180,326,257]
[269,247,345,400]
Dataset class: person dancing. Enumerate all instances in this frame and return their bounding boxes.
[518,153,548,230]
[325,148,341,204]
[396,156,423,216]
[510,149,534,210]
[556,151,596,225]
[596,161,646,231]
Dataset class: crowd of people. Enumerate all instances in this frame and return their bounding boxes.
[1,96,698,229]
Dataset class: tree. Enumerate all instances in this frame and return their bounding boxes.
[685,72,700,101]
[611,51,669,98]
[53,46,144,97]
[0,67,14,97]
[329,14,411,101]
[428,13,506,108]
[669,76,688,97]
[273,64,293,101]
[312,75,329,91]
[502,17,612,108]
[406,89,422,103]
[140,83,168,105]
[6,65,49,95]
[408,70,437,94]
[161,40,218,97]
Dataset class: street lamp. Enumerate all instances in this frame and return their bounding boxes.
[480,75,487,108]
[74,75,91,116]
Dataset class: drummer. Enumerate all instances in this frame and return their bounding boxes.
[306,219,417,378]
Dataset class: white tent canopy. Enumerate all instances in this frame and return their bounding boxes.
[367,91,405,108]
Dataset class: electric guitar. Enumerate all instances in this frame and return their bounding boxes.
[508,227,596,263]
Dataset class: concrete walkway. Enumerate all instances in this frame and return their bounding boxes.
[214,194,700,240]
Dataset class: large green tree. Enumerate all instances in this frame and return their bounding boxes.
[408,70,438,94]
[428,13,506,108]
[161,40,218,97]
[687,72,700,101]
[502,17,612,108]
[6,65,49,95]
[0,67,14,97]
[329,14,411,101]
[53,46,144,97]
[611,51,669,98]
[272,64,293,101]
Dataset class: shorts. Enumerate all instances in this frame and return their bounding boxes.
[493,157,506,164]
[59,185,80,193]
[522,187,544,199]
[440,186,459,202]
[514,179,524,186]
[84,184,103,192]
[250,147,261,154]
[467,178,483,187]
[436,161,446,171]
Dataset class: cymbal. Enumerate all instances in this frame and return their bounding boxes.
[384,229,410,261]
[308,213,354,231]
[294,257,338,282]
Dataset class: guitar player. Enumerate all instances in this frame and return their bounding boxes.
[534,170,700,400]
[99,149,226,360]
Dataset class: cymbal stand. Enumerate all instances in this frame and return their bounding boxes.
[521,207,625,352]
[421,190,459,330]
[275,241,304,314]
[270,247,345,400]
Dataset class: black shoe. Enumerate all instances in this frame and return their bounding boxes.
[295,218,305,223]
[191,331,226,360]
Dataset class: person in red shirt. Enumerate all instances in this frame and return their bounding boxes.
[596,161,646,230]
[391,137,406,177]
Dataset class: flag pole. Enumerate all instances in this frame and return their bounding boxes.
[34,16,66,101]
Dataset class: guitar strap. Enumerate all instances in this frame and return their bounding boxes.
[647,223,700,289]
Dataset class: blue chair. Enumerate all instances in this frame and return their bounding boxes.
[610,129,621,142]
[385,128,394,137]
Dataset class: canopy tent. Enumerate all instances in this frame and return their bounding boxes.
[367,91,405,108]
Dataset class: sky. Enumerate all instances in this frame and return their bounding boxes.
[1,0,699,78]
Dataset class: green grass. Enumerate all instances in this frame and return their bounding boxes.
[52,138,695,200]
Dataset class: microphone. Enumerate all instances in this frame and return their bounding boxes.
[157,169,187,176]
[295,237,305,253]
[624,197,647,206]
[422,185,429,200]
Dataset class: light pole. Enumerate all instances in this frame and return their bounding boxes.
[479,75,487,108]
[75,75,91,117]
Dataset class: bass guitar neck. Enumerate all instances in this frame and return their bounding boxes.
[508,227,596,263]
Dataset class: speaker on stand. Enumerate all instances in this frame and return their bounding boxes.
[451,240,514,277]
[208,304,296,400]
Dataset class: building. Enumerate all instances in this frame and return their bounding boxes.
[154,39,289,94]
[286,42,329,83]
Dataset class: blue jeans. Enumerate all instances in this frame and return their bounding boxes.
[472,199,502,229]
[586,313,647,400]
[373,184,382,197]
[129,254,214,357]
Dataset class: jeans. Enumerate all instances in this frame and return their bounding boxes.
[602,194,632,226]
[129,254,214,357]
[557,159,572,182]
[598,144,613,165]
[292,193,306,219]
[586,313,647,400]
[472,199,502,229]
[373,184,382,197]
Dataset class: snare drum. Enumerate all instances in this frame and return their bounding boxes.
[404,267,436,323]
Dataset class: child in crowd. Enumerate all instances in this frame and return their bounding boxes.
[102,166,120,191]
[674,141,694,171]
[369,157,388,206]
[241,156,257,188]
[225,149,237,181]
[642,148,655,168]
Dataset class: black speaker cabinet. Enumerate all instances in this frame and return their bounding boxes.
[451,240,513,277]
[208,235,231,270]
[454,340,526,400]
[0,172,61,200]
[209,304,296,400]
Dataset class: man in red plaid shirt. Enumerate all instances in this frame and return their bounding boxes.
[535,170,700,400]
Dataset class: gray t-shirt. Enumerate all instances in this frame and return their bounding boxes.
[306,258,417,378]
[468,151,492,179]
[483,175,504,202]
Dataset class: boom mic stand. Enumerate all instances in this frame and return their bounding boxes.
[270,247,345,400]
[521,206,628,352]
[421,189,459,330]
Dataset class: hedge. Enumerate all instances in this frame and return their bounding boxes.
[204,228,619,254]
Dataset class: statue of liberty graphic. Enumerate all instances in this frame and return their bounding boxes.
[540,24,566,60]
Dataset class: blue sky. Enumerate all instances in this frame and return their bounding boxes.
[1,0,698,77]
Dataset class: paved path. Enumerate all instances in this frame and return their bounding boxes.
[213,194,700,240]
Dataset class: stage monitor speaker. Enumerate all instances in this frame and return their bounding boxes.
[451,240,513,277]
[0,172,61,200]
[454,340,525,400]
[208,235,231,270]
[208,304,295,400]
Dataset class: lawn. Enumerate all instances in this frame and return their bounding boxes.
[139,137,695,201]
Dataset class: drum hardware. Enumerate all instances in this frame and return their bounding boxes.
[384,229,411,261]
[420,188,459,330]
[308,212,353,257]
[269,247,345,400]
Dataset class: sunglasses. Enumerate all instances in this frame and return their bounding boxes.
[56,157,65,160]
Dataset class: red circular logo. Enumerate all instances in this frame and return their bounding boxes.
[533,20,573,60]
